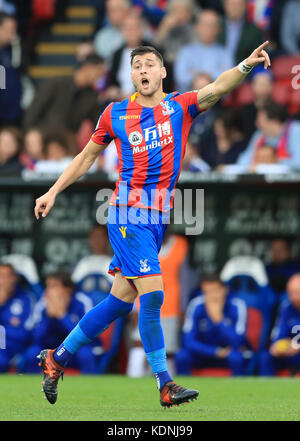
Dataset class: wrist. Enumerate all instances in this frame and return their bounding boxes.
[238,59,253,74]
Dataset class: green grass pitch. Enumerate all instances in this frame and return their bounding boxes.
[0,374,299,421]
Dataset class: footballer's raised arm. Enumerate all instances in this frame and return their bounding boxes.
[196,41,271,110]
[34,139,107,219]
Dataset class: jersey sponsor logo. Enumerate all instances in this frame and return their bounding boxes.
[140,259,151,273]
[128,131,143,146]
[130,121,173,154]
[160,100,175,115]
[119,115,140,120]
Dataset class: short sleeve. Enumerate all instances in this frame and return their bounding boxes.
[91,103,114,145]
[173,90,204,119]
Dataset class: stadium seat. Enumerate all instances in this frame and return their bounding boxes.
[236,83,253,106]
[221,255,277,374]
[271,83,290,106]
[272,55,300,81]
[72,255,113,305]
[97,317,126,374]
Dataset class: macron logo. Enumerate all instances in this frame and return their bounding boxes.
[57,347,66,357]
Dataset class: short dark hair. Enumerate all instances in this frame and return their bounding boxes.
[46,271,75,291]
[80,53,105,67]
[260,100,288,123]
[130,46,164,66]
[43,128,70,155]
[0,12,15,26]
[201,273,224,285]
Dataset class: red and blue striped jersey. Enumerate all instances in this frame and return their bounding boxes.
[91,91,203,211]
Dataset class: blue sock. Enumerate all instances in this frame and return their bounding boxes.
[139,291,173,391]
[54,293,133,367]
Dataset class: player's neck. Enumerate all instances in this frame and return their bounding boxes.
[135,90,165,108]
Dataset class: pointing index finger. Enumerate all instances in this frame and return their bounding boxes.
[257,41,269,52]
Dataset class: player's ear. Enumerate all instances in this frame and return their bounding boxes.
[161,66,167,80]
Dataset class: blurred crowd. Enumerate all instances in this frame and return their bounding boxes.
[1,226,300,377]
[1,0,300,176]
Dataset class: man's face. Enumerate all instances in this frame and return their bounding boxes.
[287,276,300,310]
[107,0,129,28]
[89,226,109,255]
[196,11,220,45]
[0,17,16,46]
[270,240,291,264]
[252,73,273,101]
[45,278,72,301]
[0,265,17,301]
[131,52,166,97]
[223,0,246,21]
[201,281,227,303]
[82,63,105,86]
[122,15,143,48]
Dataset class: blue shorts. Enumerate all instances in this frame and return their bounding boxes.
[107,205,169,282]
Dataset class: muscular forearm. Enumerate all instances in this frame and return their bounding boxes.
[48,151,94,196]
[214,66,247,96]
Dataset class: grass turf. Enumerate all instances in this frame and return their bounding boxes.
[0,374,299,421]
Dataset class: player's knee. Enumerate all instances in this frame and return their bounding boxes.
[139,290,164,313]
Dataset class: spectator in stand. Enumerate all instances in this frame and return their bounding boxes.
[237,101,300,170]
[93,0,130,64]
[266,240,300,297]
[108,12,148,101]
[132,0,167,27]
[240,69,274,141]
[259,274,300,375]
[23,54,106,134]
[198,108,248,169]
[19,128,44,171]
[0,263,32,372]
[21,271,99,374]
[280,0,300,55]
[34,129,73,174]
[0,126,23,174]
[154,0,195,63]
[246,0,275,32]
[0,12,23,126]
[174,9,233,91]
[218,0,263,64]
[248,144,291,174]
[176,273,248,376]
[189,73,219,147]
[182,140,211,172]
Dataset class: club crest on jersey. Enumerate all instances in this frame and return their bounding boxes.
[160,100,174,115]
[129,131,143,146]
[140,259,151,273]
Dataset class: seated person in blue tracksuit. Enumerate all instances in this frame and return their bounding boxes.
[0,263,32,372]
[176,273,248,376]
[21,271,101,374]
[259,274,300,375]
